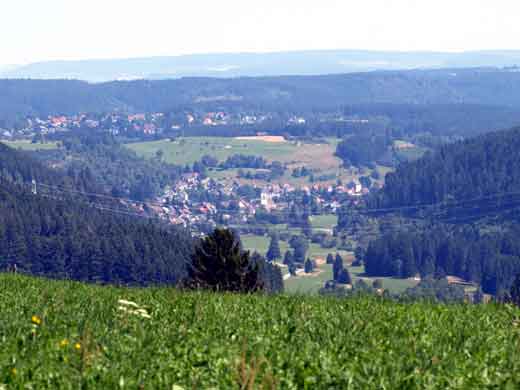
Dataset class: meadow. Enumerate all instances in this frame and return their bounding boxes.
[126,137,342,167]
[126,137,352,186]
[240,233,419,294]
[2,274,520,388]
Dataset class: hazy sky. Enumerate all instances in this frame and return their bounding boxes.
[2,0,520,65]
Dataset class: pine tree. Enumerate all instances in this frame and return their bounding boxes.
[333,254,344,281]
[270,265,284,293]
[186,228,263,292]
[337,268,352,284]
[304,258,314,274]
[266,233,281,262]
[283,250,294,266]
[509,274,520,306]
[326,253,334,264]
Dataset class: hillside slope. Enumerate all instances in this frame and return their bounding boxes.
[372,126,520,209]
[0,143,194,284]
[1,274,520,388]
[356,127,520,295]
[3,68,520,126]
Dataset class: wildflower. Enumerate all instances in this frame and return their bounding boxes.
[117,300,152,319]
[74,342,81,351]
[11,368,17,376]
[117,299,139,308]
[31,315,42,325]
[59,339,69,348]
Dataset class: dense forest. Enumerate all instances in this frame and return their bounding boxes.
[3,68,520,134]
[335,134,391,167]
[40,132,184,200]
[364,225,520,296]
[0,177,194,285]
[370,127,520,209]
[346,126,520,295]
[0,142,283,291]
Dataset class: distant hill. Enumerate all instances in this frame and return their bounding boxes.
[3,49,520,82]
[2,68,520,128]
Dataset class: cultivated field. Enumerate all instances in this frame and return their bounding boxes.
[126,137,353,185]
[2,274,520,388]
[126,137,313,166]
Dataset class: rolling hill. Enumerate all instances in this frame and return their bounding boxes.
[3,49,520,82]
[3,68,520,128]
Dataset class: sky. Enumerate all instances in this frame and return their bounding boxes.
[2,0,520,66]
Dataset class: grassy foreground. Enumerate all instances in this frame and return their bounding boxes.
[2,274,520,388]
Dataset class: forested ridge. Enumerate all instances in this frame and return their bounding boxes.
[371,126,520,209]
[40,132,184,200]
[3,68,520,131]
[364,225,520,296]
[0,141,284,291]
[353,126,520,295]
[0,177,194,284]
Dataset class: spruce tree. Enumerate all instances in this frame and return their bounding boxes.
[333,254,344,281]
[304,258,314,274]
[509,274,520,306]
[266,233,281,262]
[326,253,334,264]
[187,228,263,292]
[283,250,294,266]
[337,268,352,284]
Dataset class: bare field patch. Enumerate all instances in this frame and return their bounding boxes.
[235,136,286,143]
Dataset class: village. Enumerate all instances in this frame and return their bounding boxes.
[137,170,369,233]
[0,108,369,141]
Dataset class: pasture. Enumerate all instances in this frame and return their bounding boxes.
[126,137,349,185]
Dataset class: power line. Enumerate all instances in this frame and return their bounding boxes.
[29,180,520,236]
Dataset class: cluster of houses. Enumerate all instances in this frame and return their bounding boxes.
[2,111,274,139]
[128,172,370,231]
[1,109,374,141]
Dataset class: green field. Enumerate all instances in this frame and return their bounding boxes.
[310,214,337,231]
[126,137,354,186]
[4,140,59,151]
[240,233,416,295]
[126,137,304,166]
[2,274,520,388]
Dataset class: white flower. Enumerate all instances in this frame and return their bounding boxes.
[117,299,152,319]
[117,299,139,308]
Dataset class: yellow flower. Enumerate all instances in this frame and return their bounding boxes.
[74,342,81,351]
[31,315,42,325]
[60,339,69,348]
[11,367,17,376]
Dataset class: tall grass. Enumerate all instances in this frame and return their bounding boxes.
[1,274,520,388]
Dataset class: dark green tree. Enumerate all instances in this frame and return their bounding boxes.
[337,268,352,284]
[509,274,520,306]
[266,233,281,262]
[290,235,309,263]
[283,250,294,266]
[326,253,334,264]
[304,258,314,274]
[333,254,344,281]
[187,228,263,292]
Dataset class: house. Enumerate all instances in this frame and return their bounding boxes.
[128,114,146,122]
[261,192,275,211]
